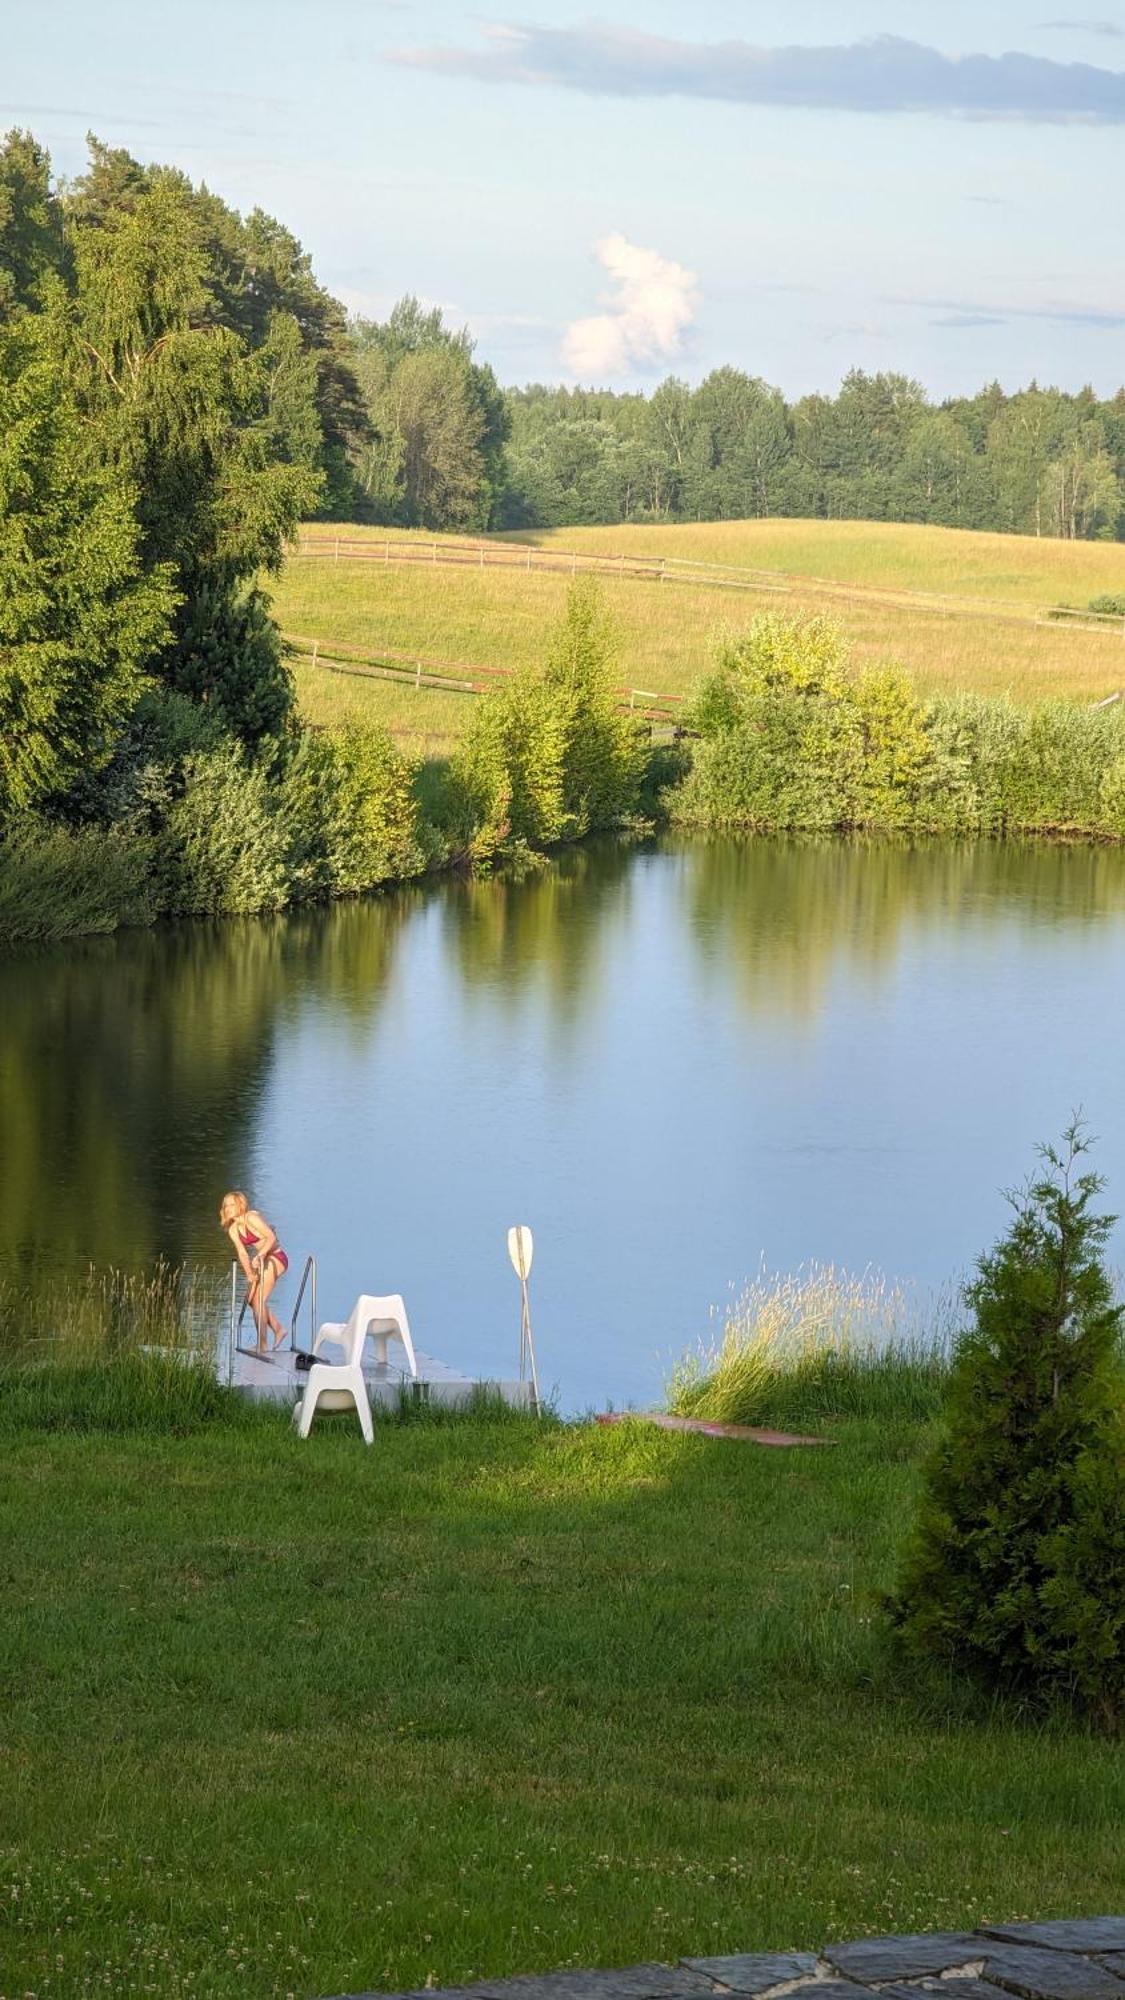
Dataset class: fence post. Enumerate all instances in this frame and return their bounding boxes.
[571,549,577,575]
[526,546,532,571]
[479,540,485,569]
[384,539,390,564]
[415,660,422,688]
[312,639,319,669]
[334,536,340,566]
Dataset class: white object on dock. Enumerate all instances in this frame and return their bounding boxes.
[314,1292,418,1379]
[292,1295,386,1444]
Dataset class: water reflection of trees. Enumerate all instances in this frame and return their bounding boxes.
[681,836,1125,1023]
[436,838,638,1029]
[6,834,1125,1279]
[0,898,408,1280]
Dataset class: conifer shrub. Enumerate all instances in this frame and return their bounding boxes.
[328,725,429,892]
[1098,752,1125,835]
[889,1125,1125,1730]
[449,667,568,863]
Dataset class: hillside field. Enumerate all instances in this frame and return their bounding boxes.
[275,519,1125,753]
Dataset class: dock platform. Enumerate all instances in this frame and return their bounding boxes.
[227,1342,535,1411]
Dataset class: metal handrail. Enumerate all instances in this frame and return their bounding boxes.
[289,1254,317,1353]
[228,1254,316,1378]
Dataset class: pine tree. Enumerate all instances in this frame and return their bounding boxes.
[890,1123,1125,1730]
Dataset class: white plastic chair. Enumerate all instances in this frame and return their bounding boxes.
[293,1294,418,1444]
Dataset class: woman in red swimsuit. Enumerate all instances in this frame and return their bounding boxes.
[219,1190,289,1354]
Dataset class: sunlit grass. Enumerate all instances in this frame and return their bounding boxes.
[277,519,1125,753]
[668,1264,951,1429]
[1,1407,1120,1997]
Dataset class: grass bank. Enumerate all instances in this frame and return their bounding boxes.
[1,1384,1121,1998]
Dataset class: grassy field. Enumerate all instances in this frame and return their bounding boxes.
[276,520,1125,753]
[1,1395,1120,2000]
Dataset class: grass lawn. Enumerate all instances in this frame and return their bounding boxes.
[277,519,1125,752]
[1,1405,1120,1999]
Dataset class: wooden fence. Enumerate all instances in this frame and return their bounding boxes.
[283,631,686,728]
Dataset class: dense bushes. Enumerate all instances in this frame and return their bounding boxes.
[0,826,158,941]
[676,613,1125,837]
[0,585,646,940]
[450,580,645,864]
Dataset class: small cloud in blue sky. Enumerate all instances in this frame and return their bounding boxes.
[1037,19,1123,35]
[561,234,699,378]
[389,23,1125,122]
[933,313,1008,327]
[902,293,1125,327]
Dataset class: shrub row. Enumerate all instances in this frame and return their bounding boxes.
[0,584,647,941]
[674,613,1125,836]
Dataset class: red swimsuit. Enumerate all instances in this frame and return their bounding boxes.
[238,1224,289,1274]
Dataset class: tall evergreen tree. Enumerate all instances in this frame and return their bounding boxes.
[890,1124,1125,1730]
[0,312,174,818]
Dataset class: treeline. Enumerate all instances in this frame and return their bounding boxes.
[8,124,1125,948]
[333,318,1125,544]
[0,129,643,941]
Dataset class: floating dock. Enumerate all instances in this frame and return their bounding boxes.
[227,1341,535,1411]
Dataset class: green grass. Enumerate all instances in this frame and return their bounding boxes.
[1,1392,1120,1998]
[277,520,1125,753]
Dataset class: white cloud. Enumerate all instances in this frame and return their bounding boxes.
[562,233,699,380]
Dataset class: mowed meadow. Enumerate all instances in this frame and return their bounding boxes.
[275,519,1125,752]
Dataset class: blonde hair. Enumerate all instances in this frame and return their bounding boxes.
[219,1190,249,1226]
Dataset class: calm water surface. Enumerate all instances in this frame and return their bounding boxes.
[4,836,1125,1410]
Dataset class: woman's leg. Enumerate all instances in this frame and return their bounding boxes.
[247,1273,268,1354]
[258,1258,286,1347]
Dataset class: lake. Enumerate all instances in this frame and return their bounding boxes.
[4,835,1125,1411]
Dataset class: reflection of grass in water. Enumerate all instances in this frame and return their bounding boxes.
[0,1264,239,1433]
[668,1262,952,1429]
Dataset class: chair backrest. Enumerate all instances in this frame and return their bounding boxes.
[342,1295,408,1368]
[314,1296,412,1368]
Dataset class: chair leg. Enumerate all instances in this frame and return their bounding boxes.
[355,1386,374,1446]
[297,1386,319,1439]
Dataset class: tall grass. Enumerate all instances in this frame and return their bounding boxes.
[0,1264,258,1434]
[667,1263,951,1429]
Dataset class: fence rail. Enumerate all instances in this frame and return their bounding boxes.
[284,631,686,727]
[290,529,1125,636]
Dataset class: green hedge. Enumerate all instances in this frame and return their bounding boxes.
[674,613,1125,836]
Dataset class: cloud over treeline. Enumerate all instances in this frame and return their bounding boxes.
[390,24,1125,123]
[562,234,698,378]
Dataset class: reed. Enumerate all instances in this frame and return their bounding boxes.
[667,1262,951,1428]
[0,1264,251,1434]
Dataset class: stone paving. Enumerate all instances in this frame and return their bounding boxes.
[326,1917,1125,2000]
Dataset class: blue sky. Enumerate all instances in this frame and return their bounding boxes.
[5,0,1125,397]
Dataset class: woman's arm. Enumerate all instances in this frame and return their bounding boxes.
[226,1222,256,1284]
